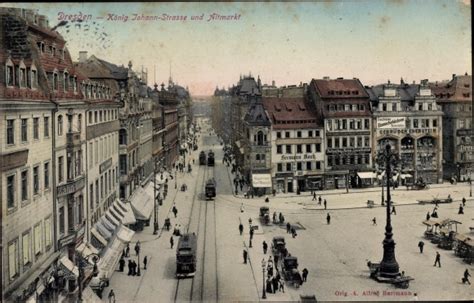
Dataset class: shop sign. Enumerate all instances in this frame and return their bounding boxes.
[459,145,474,152]
[58,233,75,248]
[378,128,437,135]
[457,129,474,136]
[252,174,272,188]
[377,117,406,129]
[57,176,85,197]
[326,147,371,155]
[280,154,319,161]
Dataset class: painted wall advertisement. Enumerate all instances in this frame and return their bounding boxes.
[376,117,406,129]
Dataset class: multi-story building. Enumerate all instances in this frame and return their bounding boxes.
[308,78,373,189]
[138,78,153,184]
[158,83,179,170]
[368,79,444,184]
[242,95,272,195]
[212,87,232,144]
[230,75,261,169]
[263,97,325,193]
[262,82,307,98]
[431,74,472,180]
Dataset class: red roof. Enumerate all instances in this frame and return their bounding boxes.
[262,97,321,129]
[311,78,369,99]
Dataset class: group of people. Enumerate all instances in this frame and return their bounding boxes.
[311,193,327,209]
[118,241,147,277]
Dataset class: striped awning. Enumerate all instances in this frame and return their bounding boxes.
[59,256,79,279]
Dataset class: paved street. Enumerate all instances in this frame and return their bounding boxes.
[103,121,473,302]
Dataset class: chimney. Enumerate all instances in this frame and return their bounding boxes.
[78,51,88,62]
[400,77,404,85]
[38,15,46,28]
[452,74,456,80]
[272,80,275,87]
[323,76,330,80]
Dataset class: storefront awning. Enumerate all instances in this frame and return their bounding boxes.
[130,187,153,221]
[357,172,377,179]
[252,174,272,188]
[117,225,135,243]
[100,217,116,233]
[97,236,125,281]
[105,210,120,227]
[401,174,413,179]
[392,173,399,181]
[91,227,109,247]
[59,256,79,279]
[114,199,136,225]
[76,242,99,264]
[82,287,102,303]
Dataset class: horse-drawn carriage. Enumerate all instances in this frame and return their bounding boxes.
[271,236,286,256]
[407,177,429,190]
[281,256,302,287]
[259,206,270,225]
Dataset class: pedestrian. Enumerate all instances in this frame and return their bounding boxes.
[462,269,471,285]
[249,218,253,226]
[266,278,273,294]
[458,204,464,214]
[286,222,291,233]
[265,196,269,203]
[391,205,397,215]
[426,212,430,221]
[279,212,283,223]
[462,197,466,207]
[240,203,244,213]
[413,293,419,301]
[279,279,285,293]
[324,199,327,210]
[250,227,254,240]
[326,213,331,225]
[108,289,115,303]
[172,205,178,218]
[125,243,130,257]
[243,249,248,264]
[135,241,141,256]
[272,277,279,293]
[131,260,137,276]
[143,256,148,270]
[433,251,441,267]
[127,260,132,275]
[302,268,309,282]
[372,217,377,225]
[312,192,316,201]
[291,227,297,238]
[170,236,174,249]
[274,254,279,266]
[239,223,244,235]
[418,240,424,253]
[318,196,322,205]
[273,212,277,223]
[119,257,125,272]
[263,241,268,254]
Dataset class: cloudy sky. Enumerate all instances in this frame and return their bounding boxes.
[4,1,472,95]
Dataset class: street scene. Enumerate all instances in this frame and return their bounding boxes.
[1,1,472,303]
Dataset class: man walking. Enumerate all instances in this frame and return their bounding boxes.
[312,192,316,201]
[125,243,130,257]
[239,223,244,235]
[108,289,116,303]
[426,212,430,221]
[127,260,132,276]
[462,269,471,285]
[286,222,291,234]
[372,217,377,225]
[250,227,254,240]
[458,204,464,214]
[462,197,466,207]
[263,241,268,254]
[170,236,174,249]
[418,240,424,253]
[391,205,397,215]
[143,256,148,270]
[119,257,125,272]
[135,241,141,256]
[172,205,178,218]
[302,268,309,282]
[324,199,327,210]
[326,213,331,225]
[243,249,248,264]
[434,251,441,267]
[318,196,322,205]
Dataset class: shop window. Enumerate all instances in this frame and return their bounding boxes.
[276,132,281,139]
[306,161,311,170]
[277,163,283,172]
[276,145,282,154]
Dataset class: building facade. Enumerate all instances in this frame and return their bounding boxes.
[368,80,444,184]
[263,97,325,193]
[308,78,373,189]
[158,84,179,170]
[431,74,473,180]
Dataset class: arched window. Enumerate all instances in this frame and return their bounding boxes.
[57,115,63,136]
[257,131,264,146]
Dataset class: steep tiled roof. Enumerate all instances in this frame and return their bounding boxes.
[311,78,369,99]
[262,97,320,129]
[244,98,271,126]
[429,74,471,103]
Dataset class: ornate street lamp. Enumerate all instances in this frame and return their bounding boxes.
[377,144,400,278]
[78,253,100,301]
[261,258,267,299]
[153,158,160,235]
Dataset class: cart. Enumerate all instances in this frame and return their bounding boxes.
[271,236,286,256]
[281,257,302,287]
[259,206,270,225]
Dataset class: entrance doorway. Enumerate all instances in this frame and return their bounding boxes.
[287,181,293,193]
[298,179,306,192]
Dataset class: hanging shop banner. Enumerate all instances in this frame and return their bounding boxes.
[252,174,272,188]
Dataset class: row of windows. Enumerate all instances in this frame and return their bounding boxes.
[5,62,38,89]
[6,162,50,210]
[6,116,50,145]
[37,41,65,60]
[89,134,118,168]
[326,118,370,131]
[45,71,77,93]
[326,103,365,112]
[119,149,139,175]
[327,154,371,166]
[276,130,321,139]
[88,109,118,125]
[89,167,118,214]
[378,101,438,112]
[58,196,84,235]
[81,83,112,100]
[276,143,322,154]
[327,136,370,148]
[8,217,52,282]
[276,161,322,172]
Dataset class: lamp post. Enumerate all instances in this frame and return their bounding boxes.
[175,170,177,189]
[377,144,400,278]
[153,157,159,235]
[469,169,472,197]
[381,174,385,206]
[137,242,141,276]
[78,253,100,302]
[261,258,267,299]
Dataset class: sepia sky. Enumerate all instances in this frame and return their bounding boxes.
[4,1,472,96]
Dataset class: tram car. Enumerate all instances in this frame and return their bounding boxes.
[199,151,207,165]
[207,151,215,166]
[205,178,216,199]
[176,233,197,278]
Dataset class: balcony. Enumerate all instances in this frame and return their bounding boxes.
[57,175,85,197]
[66,131,81,148]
